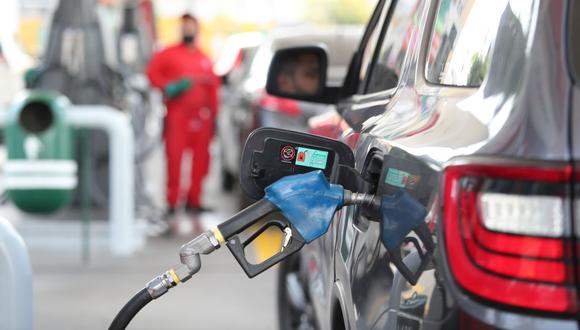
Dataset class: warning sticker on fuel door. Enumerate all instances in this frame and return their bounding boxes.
[280,145,296,162]
[295,147,329,170]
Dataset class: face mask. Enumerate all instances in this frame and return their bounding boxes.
[183,35,195,45]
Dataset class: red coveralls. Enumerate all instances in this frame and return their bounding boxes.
[146,44,219,208]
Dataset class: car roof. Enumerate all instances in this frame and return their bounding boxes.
[267,25,363,53]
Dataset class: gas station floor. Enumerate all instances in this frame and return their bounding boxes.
[0,144,278,329]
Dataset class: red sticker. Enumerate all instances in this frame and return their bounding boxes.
[297,151,306,162]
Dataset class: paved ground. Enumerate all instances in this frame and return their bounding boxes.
[1,143,279,329]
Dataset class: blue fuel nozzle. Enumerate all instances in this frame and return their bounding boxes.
[220,170,433,282]
[218,170,346,278]
[376,190,434,285]
[261,171,434,285]
[265,170,344,243]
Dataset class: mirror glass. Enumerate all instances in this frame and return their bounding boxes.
[267,48,325,99]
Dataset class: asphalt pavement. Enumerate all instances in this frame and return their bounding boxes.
[0,142,278,329]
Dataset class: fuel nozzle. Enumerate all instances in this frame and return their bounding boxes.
[110,171,402,330]
[345,188,435,285]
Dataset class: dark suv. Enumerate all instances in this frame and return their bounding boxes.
[268,0,580,329]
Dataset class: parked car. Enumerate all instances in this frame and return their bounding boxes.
[270,0,580,329]
[218,26,362,194]
[215,32,264,190]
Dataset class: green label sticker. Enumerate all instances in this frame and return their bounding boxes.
[385,168,410,188]
[295,147,329,170]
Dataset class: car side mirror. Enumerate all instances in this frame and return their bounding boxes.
[266,46,338,104]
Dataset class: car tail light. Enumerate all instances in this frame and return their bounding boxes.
[442,162,577,314]
[257,90,301,117]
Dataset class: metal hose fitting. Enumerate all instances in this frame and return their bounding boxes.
[145,229,225,300]
[146,270,179,299]
[343,190,378,207]
[174,229,224,283]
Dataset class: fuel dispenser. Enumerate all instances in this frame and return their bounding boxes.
[3,92,76,213]
[109,128,435,329]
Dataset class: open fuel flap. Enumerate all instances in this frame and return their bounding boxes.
[240,127,355,200]
[239,128,435,285]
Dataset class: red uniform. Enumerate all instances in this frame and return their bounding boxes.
[147,44,219,208]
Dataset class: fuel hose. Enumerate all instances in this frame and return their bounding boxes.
[108,288,152,330]
[108,172,376,329]
[108,231,220,330]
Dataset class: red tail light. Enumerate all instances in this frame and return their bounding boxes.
[257,91,301,117]
[442,162,577,314]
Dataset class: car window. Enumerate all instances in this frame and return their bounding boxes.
[357,0,391,94]
[365,0,422,94]
[425,0,520,87]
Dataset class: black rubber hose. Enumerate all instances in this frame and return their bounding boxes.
[109,288,153,330]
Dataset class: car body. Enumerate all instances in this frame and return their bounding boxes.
[276,0,580,329]
[218,26,362,192]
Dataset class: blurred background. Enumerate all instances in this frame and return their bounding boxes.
[0,0,373,329]
[14,0,372,57]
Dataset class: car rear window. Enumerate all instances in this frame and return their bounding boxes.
[425,0,534,87]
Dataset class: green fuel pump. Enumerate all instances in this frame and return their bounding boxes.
[3,92,76,213]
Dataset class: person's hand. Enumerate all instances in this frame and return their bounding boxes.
[164,78,193,99]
